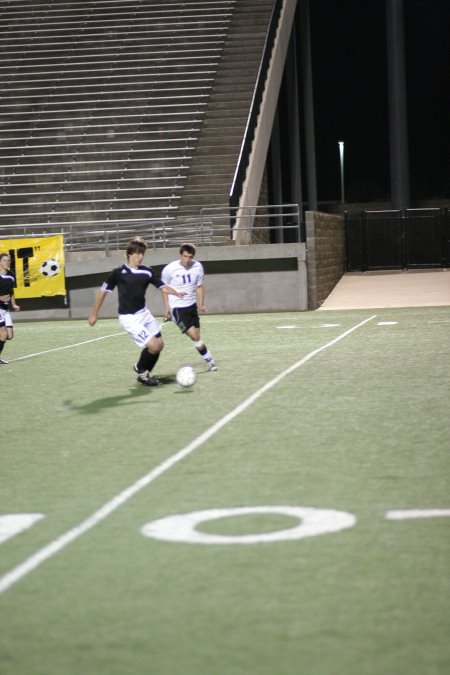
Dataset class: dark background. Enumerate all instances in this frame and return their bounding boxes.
[308,0,450,205]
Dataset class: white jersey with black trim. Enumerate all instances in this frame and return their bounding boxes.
[161,259,204,309]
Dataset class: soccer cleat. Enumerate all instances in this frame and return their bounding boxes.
[208,361,218,371]
[137,371,161,386]
[0,358,8,365]
[134,364,161,386]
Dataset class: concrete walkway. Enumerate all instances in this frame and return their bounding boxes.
[319,269,450,310]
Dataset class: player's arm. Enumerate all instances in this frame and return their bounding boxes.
[196,284,207,313]
[161,284,185,299]
[88,288,108,326]
[159,268,176,318]
[10,292,20,312]
[161,283,172,320]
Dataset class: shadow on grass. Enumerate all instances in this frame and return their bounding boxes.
[62,372,180,414]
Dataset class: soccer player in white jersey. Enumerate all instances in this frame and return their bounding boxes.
[0,252,20,365]
[88,237,185,386]
[161,243,217,371]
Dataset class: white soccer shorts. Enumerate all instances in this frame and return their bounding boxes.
[119,307,161,348]
[0,308,11,328]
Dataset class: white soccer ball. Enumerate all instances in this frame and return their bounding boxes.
[176,365,197,388]
[40,258,61,277]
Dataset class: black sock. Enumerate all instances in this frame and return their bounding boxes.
[136,348,160,373]
[0,340,5,355]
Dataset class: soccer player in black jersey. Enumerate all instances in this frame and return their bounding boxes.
[0,253,20,365]
[88,237,185,386]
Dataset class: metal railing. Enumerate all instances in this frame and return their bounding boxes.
[201,203,302,243]
[0,219,214,255]
[0,203,303,255]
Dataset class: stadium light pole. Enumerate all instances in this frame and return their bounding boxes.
[338,141,345,204]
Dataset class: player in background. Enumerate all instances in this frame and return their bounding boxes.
[0,252,20,365]
[88,237,185,386]
[161,243,217,371]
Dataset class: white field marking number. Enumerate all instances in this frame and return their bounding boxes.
[3,509,449,550]
[141,506,356,544]
[0,514,44,545]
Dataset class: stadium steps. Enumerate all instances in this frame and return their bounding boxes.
[0,0,277,243]
[0,0,237,232]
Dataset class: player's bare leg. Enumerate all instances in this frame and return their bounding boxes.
[0,325,8,364]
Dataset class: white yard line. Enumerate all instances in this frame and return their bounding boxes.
[0,314,376,596]
[9,332,125,362]
[386,509,450,520]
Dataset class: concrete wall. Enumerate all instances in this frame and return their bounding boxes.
[14,243,308,321]
[305,211,346,309]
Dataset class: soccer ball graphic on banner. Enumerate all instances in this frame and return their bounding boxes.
[176,366,197,388]
[40,258,61,277]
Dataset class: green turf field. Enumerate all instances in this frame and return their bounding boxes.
[1,308,449,675]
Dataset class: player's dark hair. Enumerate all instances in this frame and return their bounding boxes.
[126,237,148,258]
[179,243,196,256]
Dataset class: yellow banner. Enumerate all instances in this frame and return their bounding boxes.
[1,235,66,298]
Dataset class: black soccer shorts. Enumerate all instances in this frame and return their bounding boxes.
[172,304,200,333]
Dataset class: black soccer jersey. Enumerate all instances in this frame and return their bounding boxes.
[101,264,164,315]
[0,270,15,310]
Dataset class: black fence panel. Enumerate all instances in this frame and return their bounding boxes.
[363,210,403,270]
[346,207,449,271]
[345,211,364,271]
[404,208,447,268]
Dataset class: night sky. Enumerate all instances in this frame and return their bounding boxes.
[308,0,450,205]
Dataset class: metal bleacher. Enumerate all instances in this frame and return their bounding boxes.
[0,0,276,252]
